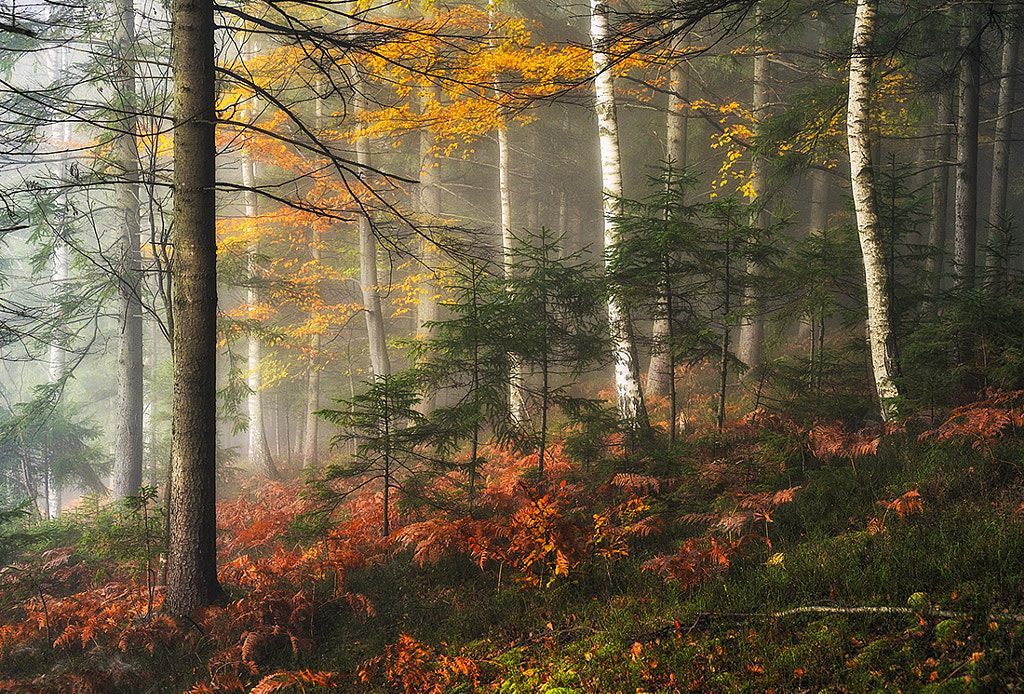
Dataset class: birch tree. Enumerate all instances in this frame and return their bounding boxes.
[591,0,647,427]
[490,0,527,423]
[45,36,73,518]
[847,0,900,420]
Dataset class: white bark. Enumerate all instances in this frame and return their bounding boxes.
[45,41,72,518]
[847,0,900,420]
[415,81,441,413]
[591,0,646,425]
[301,327,321,469]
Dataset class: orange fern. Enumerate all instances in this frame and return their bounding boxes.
[919,389,1024,450]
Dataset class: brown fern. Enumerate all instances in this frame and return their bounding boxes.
[919,389,1024,450]
[248,670,340,694]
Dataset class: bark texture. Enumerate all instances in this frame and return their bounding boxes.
[953,7,981,295]
[846,0,900,420]
[592,0,647,426]
[490,15,528,422]
[924,88,953,307]
[167,0,223,615]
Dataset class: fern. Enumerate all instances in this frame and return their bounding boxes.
[919,389,1024,450]
[248,670,340,693]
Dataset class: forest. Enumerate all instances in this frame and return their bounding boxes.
[2,0,1024,690]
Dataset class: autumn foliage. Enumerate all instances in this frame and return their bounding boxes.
[6,392,1024,692]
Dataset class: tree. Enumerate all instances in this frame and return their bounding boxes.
[847,0,900,421]
[238,39,278,480]
[736,3,769,373]
[953,3,982,299]
[506,226,609,475]
[647,30,689,400]
[110,0,145,500]
[315,372,424,537]
[610,164,700,440]
[409,259,514,496]
[591,0,648,429]
[984,27,1019,286]
[166,0,223,614]
[242,153,278,480]
[490,0,528,424]
[354,61,391,384]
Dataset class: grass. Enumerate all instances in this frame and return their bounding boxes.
[5,412,1024,692]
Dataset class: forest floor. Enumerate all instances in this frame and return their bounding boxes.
[4,392,1024,692]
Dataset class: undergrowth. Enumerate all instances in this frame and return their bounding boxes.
[4,391,1024,691]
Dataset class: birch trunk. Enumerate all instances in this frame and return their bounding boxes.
[111,0,145,499]
[847,0,900,420]
[591,0,647,427]
[45,41,72,518]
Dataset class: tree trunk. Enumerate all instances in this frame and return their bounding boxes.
[45,39,72,518]
[415,80,441,413]
[111,0,144,500]
[167,0,223,614]
[354,74,391,382]
[591,0,647,427]
[490,4,528,423]
[738,6,768,373]
[242,153,278,480]
[953,7,981,297]
[952,5,981,372]
[984,29,1018,284]
[647,43,689,400]
[301,285,322,469]
[847,0,900,421]
[924,87,953,308]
